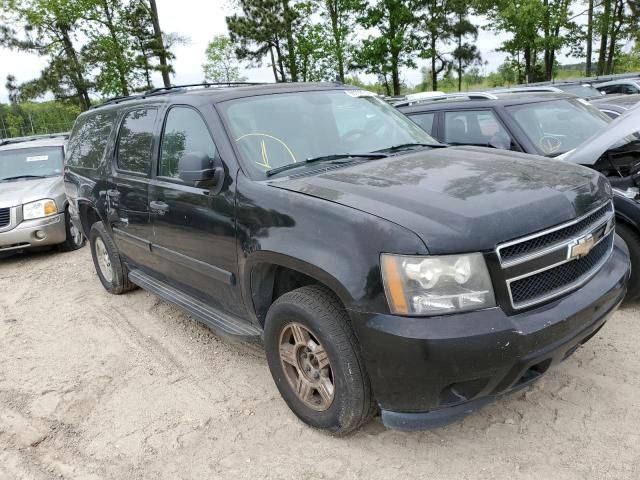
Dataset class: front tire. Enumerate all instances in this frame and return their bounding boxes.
[58,210,85,252]
[617,223,640,301]
[264,285,375,435]
[89,221,136,294]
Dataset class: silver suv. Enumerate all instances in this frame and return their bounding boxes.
[0,134,84,253]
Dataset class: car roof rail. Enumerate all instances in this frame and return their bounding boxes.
[490,86,564,93]
[91,82,267,109]
[0,132,69,146]
[394,91,498,107]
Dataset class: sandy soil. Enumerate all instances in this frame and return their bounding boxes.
[1,246,639,480]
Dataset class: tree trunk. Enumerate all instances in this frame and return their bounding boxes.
[524,46,532,83]
[586,0,593,76]
[268,44,279,82]
[606,0,623,74]
[148,0,171,87]
[328,0,345,83]
[59,26,91,110]
[274,39,287,82]
[101,0,129,96]
[431,37,438,91]
[282,0,298,82]
[543,0,552,80]
[457,13,462,91]
[597,0,611,75]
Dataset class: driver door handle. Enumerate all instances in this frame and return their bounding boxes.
[149,200,169,214]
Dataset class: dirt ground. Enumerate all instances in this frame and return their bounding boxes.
[1,247,639,480]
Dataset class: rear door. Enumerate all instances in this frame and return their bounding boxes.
[442,109,520,151]
[108,107,159,266]
[147,105,242,315]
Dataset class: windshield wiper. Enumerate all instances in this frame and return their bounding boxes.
[1,175,46,182]
[374,142,447,153]
[265,153,389,177]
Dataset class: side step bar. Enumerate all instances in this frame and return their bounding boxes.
[128,269,262,342]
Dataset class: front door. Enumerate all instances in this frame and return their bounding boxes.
[148,106,242,315]
[108,107,159,267]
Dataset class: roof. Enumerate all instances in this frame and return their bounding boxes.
[396,91,576,113]
[88,82,354,111]
[594,78,640,87]
[590,93,640,109]
[0,133,68,151]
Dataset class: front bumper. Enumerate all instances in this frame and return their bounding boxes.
[0,213,66,251]
[350,236,630,431]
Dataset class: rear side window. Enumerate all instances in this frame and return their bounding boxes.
[116,108,158,175]
[444,110,513,150]
[66,111,116,169]
[159,107,217,179]
[410,113,435,136]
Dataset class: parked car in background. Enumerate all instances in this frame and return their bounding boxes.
[65,82,629,433]
[590,93,640,118]
[595,78,640,95]
[399,92,640,300]
[0,134,85,254]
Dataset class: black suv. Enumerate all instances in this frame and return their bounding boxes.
[65,83,630,434]
[398,92,640,300]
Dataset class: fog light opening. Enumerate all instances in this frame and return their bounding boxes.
[34,230,47,240]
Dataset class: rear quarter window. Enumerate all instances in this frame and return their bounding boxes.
[66,110,117,169]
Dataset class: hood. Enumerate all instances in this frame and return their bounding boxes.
[564,103,640,165]
[0,176,63,209]
[270,146,610,253]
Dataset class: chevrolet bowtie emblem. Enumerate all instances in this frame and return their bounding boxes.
[569,234,596,260]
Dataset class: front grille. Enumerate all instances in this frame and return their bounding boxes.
[509,233,613,306]
[499,202,613,263]
[496,201,615,310]
[0,208,10,228]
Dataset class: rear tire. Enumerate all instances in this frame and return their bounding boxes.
[264,285,375,435]
[617,223,640,301]
[58,210,85,252]
[89,221,136,294]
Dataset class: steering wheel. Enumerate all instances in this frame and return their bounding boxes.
[235,133,297,169]
[539,135,563,155]
[342,129,368,143]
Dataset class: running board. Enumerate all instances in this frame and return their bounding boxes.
[128,269,262,342]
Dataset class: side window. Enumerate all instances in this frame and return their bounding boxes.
[159,107,217,179]
[66,111,116,169]
[410,113,435,136]
[116,108,158,175]
[444,110,514,150]
[622,85,637,94]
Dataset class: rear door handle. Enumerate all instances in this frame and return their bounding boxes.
[149,200,169,214]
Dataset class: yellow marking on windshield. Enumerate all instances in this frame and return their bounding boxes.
[235,133,297,168]
[255,140,271,168]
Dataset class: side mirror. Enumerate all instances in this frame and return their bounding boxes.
[178,151,224,191]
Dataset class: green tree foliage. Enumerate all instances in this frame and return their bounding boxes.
[0,0,177,108]
[0,101,80,138]
[202,35,247,82]
[356,0,421,95]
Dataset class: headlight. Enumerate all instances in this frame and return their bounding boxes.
[381,253,496,316]
[22,199,58,220]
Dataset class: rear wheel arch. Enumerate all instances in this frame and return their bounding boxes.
[77,201,102,238]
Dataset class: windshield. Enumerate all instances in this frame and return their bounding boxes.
[0,146,64,181]
[506,99,610,156]
[557,84,602,99]
[219,89,438,176]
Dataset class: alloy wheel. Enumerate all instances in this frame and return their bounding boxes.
[279,322,335,411]
[94,237,113,283]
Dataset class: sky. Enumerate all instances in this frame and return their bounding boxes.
[0,0,581,103]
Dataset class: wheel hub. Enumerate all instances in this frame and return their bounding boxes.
[279,322,334,411]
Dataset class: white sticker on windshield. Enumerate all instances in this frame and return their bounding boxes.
[344,89,376,98]
[26,155,49,162]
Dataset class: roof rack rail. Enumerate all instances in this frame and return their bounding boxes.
[0,132,69,146]
[91,82,267,109]
[394,91,498,107]
[490,86,563,94]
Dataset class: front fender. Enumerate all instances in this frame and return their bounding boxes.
[235,173,428,318]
